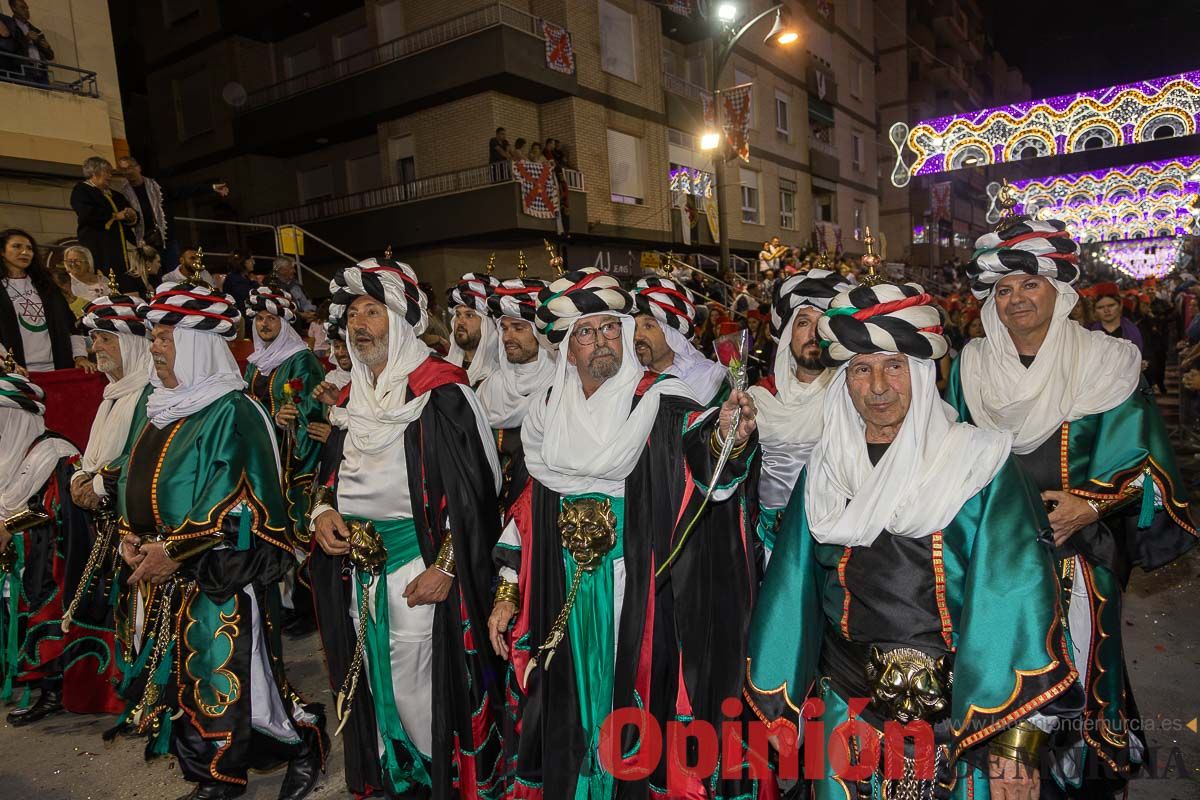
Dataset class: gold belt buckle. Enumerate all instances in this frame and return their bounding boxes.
[347,519,387,576]
[865,646,953,724]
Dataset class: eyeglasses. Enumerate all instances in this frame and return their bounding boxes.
[572,320,622,345]
[65,259,87,267]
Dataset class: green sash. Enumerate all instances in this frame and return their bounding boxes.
[347,515,431,793]
[561,493,626,800]
[0,533,26,702]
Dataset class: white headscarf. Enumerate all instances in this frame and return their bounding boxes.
[522,314,696,497]
[146,327,247,429]
[79,332,152,472]
[0,406,77,518]
[325,367,352,390]
[447,314,500,386]
[248,317,310,376]
[475,320,557,430]
[959,280,1142,454]
[748,307,833,509]
[804,357,1011,547]
[660,323,727,402]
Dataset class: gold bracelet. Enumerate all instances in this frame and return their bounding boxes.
[433,533,456,577]
[710,427,747,460]
[989,720,1047,766]
[494,579,520,607]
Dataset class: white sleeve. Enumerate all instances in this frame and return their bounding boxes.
[71,335,88,360]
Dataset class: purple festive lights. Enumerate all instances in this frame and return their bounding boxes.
[1098,237,1183,280]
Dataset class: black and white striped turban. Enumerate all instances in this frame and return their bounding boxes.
[967,218,1080,300]
[770,268,853,338]
[140,282,241,340]
[0,371,45,415]
[535,267,634,345]
[323,319,345,342]
[486,277,548,324]
[818,283,947,366]
[328,258,428,335]
[82,294,149,338]
[633,277,698,338]
[245,286,297,323]
[447,272,500,314]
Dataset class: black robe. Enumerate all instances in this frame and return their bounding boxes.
[0,275,76,369]
[70,181,137,278]
[505,388,758,798]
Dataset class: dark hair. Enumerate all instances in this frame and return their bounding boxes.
[0,228,55,298]
[226,251,249,275]
[514,137,526,149]
[496,127,505,135]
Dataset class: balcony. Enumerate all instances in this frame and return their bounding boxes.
[233,4,577,155]
[0,59,112,176]
[0,53,97,97]
[806,62,838,105]
[931,2,967,44]
[250,161,587,251]
[663,69,711,133]
[658,3,712,44]
[809,137,840,182]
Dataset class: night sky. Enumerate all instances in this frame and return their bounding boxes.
[986,0,1200,99]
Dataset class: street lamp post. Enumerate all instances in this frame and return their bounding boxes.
[702,3,797,276]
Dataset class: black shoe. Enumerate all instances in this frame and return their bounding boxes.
[277,747,322,800]
[283,616,317,638]
[7,689,63,726]
[175,782,246,800]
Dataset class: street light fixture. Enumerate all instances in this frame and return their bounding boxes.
[764,8,799,46]
[717,2,739,22]
[700,131,722,151]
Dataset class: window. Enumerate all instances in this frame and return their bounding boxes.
[346,153,381,194]
[377,0,405,43]
[779,178,796,230]
[297,165,334,204]
[851,130,864,171]
[850,58,864,99]
[174,71,213,141]
[740,168,760,224]
[852,201,865,241]
[162,0,201,27]
[391,134,415,183]
[813,182,835,222]
[607,129,644,205]
[774,90,790,136]
[686,54,706,87]
[599,1,637,82]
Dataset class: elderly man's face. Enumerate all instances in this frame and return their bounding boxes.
[994,274,1056,337]
[845,353,911,438]
[275,260,296,282]
[149,325,178,388]
[346,295,390,370]
[331,338,352,370]
[499,316,539,365]
[567,313,623,383]
[90,331,123,377]
[453,306,483,350]
[789,306,824,371]
[254,311,282,343]
[117,157,143,183]
[633,314,671,370]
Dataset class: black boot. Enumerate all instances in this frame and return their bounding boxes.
[174,782,246,800]
[277,744,322,800]
[7,688,63,726]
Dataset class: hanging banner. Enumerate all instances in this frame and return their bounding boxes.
[514,160,560,219]
[704,193,720,242]
[701,91,717,128]
[541,20,575,75]
[930,182,952,222]
[721,83,753,162]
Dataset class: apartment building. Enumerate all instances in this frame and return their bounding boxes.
[1,0,126,246]
[120,0,878,293]
[875,0,1030,278]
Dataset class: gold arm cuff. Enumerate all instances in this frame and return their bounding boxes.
[162,534,221,563]
[494,579,520,607]
[709,428,747,461]
[308,484,335,524]
[433,532,456,577]
[989,720,1047,766]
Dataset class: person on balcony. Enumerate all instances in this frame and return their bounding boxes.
[2,0,52,84]
[70,157,139,288]
[0,228,92,372]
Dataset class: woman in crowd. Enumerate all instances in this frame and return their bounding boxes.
[126,243,161,296]
[222,251,256,311]
[62,245,109,305]
[0,229,94,372]
[1090,285,1145,354]
[69,156,138,285]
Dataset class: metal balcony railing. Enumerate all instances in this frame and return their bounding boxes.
[810,137,838,158]
[251,162,585,227]
[662,70,711,104]
[243,3,548,111]
[0,52,98,97]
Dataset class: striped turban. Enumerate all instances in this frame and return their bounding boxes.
[0,371,45,415]
[487,277,548,323]
[140,282,241,340]
[770,268,853,338]
[633,277,698,338]
[818,283,947,365]
[967,218,1080,300]
[535,267,634,345]
[323,319,345,342]
[82,294,149,338]
[328,257,428,335]
[245,286,298,322]
[447,271,500,314]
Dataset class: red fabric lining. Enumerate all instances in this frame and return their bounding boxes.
[408,356,468,395]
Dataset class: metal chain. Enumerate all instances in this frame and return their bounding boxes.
[61,509,116,632]
[334,581,372,736]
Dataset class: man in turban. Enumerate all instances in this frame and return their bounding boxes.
[945,218,1195,797]
[746,281,1078,800]
[475,274,556,517]
[309,258,505,799]
[746,268,850,565]
[115,282,327,800]
[486,267,759,798]
[632,275,728,405]
[324,324,353,390]
[0,369,81,726]
[62,292,154,718]
[446,270,500,387]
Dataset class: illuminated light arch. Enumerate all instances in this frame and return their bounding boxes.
[890,71,1200,185]
[1096,236,1183,280]
[1003,129,1056,162]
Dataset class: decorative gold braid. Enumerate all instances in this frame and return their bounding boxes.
[131,578,186,731]
[989,720,1047,766]
[333,585,371,737]
[61,505,118,631]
